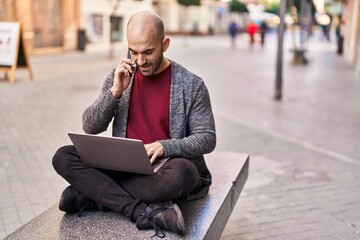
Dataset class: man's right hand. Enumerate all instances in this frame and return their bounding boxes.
[111,53,135,99]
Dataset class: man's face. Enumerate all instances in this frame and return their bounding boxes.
[127,35,166,77]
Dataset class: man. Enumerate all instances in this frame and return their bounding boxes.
[52,11,216,237]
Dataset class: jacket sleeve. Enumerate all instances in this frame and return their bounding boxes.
[158,81,216,158]
[82,69,120,134]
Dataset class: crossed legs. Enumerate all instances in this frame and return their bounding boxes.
[52,145,200,220]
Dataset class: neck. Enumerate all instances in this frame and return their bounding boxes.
[155,58,170,74]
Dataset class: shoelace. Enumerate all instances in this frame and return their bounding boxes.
[78,201,168,238]
[77,202,92,217]
[146,206,168,238]
[77,201,101,217]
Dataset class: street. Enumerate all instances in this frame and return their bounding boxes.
[1,32,360,239]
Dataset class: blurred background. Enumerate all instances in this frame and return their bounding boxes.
[0,0,358,66]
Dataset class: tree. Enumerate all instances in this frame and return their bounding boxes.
[229,0,248,13]
[291,0,316,19]
[287,0,316,64]
[177,0,200,7]
[264,1,280,14]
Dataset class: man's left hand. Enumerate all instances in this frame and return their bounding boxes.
[145,142,164,164]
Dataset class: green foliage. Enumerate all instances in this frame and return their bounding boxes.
[324,0,345,15]
[288,0,316,20]
[291,0,314,10]
[264,1,280,14]
[177,0,200,7]
[229,0,248,13]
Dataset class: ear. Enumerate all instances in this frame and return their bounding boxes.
[162,38,170,52]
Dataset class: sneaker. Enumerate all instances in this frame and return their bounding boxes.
[59,186,100,217]
[136,202,186,238]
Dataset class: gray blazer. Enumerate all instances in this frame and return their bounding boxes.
[82,60,216,199]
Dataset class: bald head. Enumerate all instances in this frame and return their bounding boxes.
[126,11,170,76]
[127,11,165,42]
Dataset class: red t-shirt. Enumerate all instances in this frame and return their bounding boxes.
[126,64,171,144]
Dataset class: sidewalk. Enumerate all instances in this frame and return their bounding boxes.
[1,33,359,239]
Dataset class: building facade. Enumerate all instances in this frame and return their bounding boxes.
[0,0,80,53]
[341,0,360,66]
[2,0,357,69]
[0,0,223,54]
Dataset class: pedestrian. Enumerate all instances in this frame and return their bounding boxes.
[260,20,268,46]
[246,20,259,46]
[228,21,239,48]
[320,24,330,42]
[52,10,216,238]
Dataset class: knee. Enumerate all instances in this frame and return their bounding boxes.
[52,145,77,175]
[171,159,199,192]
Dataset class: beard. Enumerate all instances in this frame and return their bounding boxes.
[138,51,164,76]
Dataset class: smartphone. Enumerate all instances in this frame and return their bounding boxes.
[127,50,136,76]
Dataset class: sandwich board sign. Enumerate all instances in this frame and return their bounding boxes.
[0,22,33,83]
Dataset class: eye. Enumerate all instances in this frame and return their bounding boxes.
[144,50,154,55]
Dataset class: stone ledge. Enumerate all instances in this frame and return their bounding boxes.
[6,152,249,240]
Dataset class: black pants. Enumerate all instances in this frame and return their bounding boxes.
[52,145,200,220]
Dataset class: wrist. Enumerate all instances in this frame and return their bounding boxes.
[111,86,122,99]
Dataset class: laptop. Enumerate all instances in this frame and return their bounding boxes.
[68,132,169,175]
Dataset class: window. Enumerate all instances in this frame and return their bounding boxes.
[110,15,123,42]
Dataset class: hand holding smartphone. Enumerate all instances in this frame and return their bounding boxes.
[111,50,135,99]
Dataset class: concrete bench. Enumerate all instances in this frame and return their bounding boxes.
[6,152,249,240]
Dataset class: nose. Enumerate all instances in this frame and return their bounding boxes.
[135,54,146,66]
